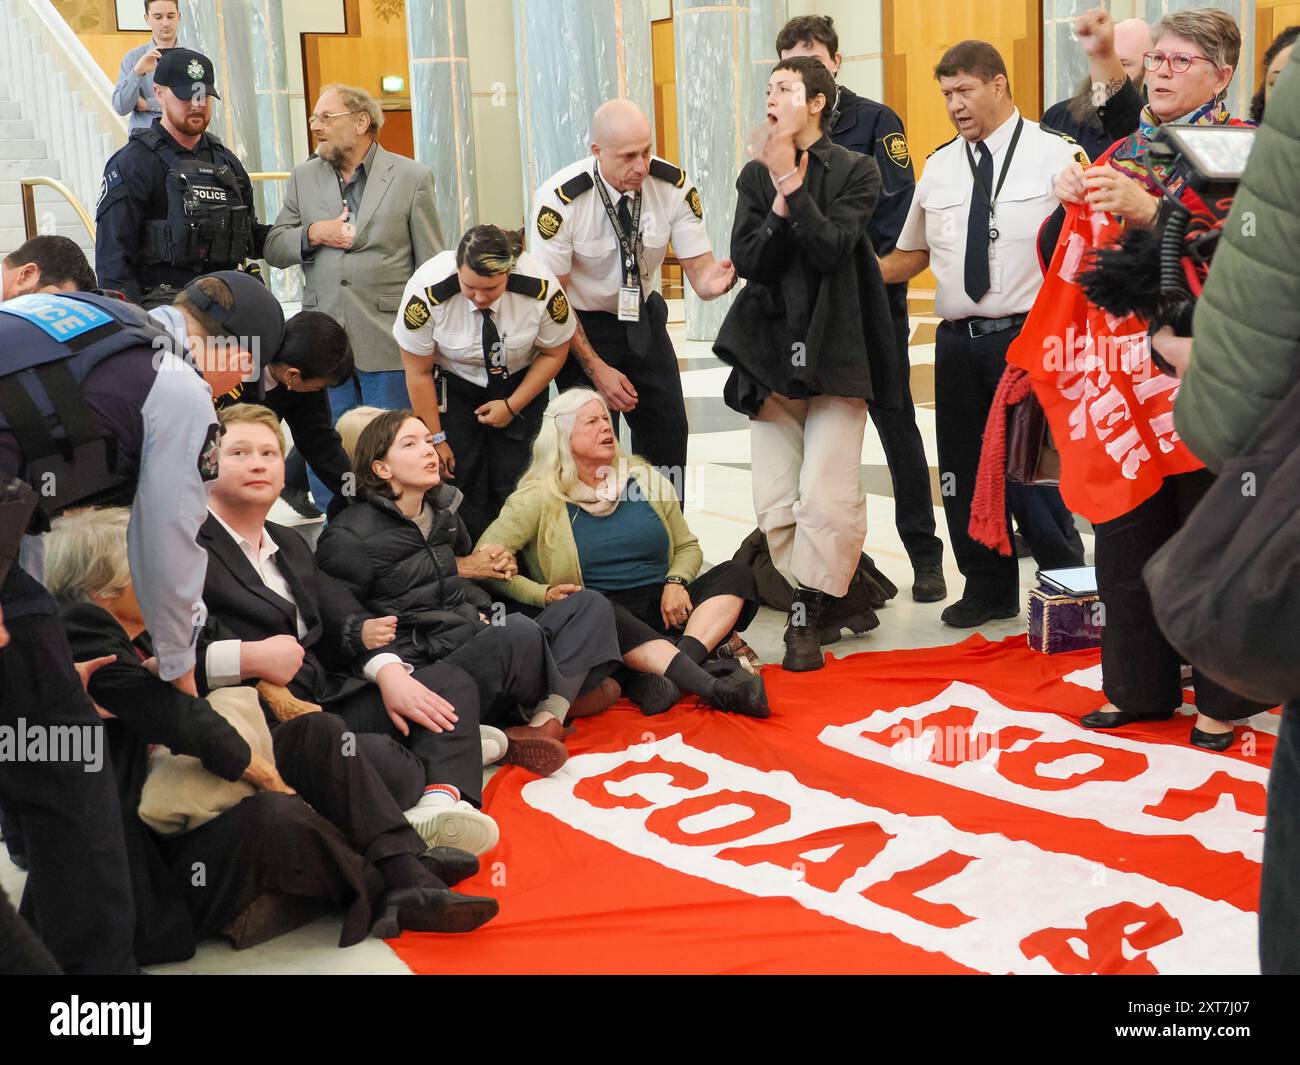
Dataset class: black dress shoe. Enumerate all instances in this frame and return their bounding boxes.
[1189,726,1235,751]
[911,563,948,603]
[1080,709,1175,729]
[418,846,479,887]
[709,671,771,718]
[280,486,322,519]
[625,672,682,715]
[370,885,498,938]
[940,597,1019,628]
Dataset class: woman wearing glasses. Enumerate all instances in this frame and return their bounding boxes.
[1043,8,1266,751]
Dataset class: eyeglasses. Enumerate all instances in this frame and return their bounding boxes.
[308,109,360,126]
[1142,51,1218,74]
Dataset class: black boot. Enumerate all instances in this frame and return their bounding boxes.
[783,586,826,672]
[818,592,881,646]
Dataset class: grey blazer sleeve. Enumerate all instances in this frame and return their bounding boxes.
[410,166,445,262]
[264,167,308,268]
[128,355,218,681]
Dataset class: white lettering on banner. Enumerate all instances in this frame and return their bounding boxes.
[521,736,1257,974]
[818,682,1267,862]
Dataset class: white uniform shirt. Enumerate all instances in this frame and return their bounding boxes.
[528,155,712,313]
[392,249,576,388]
[896,109,1085,321]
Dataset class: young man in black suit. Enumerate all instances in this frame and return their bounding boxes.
[196,404,499,855]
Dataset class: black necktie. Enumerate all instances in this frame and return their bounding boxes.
[964,141,993,303]
[617,194,633,239]
[481,308,508,399]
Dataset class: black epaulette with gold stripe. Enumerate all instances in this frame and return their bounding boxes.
[556,170,594,205]
[649,158,686,188]
[927,134,959,158]
[506,273,550,301]
[423,273,461,306]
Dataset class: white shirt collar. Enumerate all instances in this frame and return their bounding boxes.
[147,304,188,353]
[979,108,1022,156]
[594,160,632,207]
[208,507,279,565]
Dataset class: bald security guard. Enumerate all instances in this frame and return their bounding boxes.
[529,99,736,502]
[95,48,268,308]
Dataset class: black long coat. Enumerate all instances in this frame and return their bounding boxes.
[713,134,901,412]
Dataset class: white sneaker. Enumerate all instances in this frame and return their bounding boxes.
[404,800,500,856]
[480,725,508,766]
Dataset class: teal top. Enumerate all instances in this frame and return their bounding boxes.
[566,497,670,591]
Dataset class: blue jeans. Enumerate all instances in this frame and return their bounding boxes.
[307,370,411,512]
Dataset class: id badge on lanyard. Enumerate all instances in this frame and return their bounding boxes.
[618,283,641,322]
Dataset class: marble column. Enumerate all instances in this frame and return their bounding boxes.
[512,0,654,220]
[406,0,478,241]
[673,0,786,341]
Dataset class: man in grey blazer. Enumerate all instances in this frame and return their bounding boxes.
[265,84,444,507]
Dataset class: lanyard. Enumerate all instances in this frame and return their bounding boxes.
[965,117,1024,240]
[593,164,643,285]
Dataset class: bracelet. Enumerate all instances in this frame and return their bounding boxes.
[503,398,517,419]
[431,431,447,445]
[777,166,799,184]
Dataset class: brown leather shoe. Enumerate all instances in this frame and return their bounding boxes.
[502,718,568,776]
[569,677,621,717]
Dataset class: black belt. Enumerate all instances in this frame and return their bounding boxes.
[946,313,1028,339]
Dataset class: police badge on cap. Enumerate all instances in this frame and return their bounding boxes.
[154,48,221,101]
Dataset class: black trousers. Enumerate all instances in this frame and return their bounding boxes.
[560,299,688,501]
[601,559,761,642]
[0,888,60,974]
[934,320,1084,606]
[0,568,137,974]
[329,660,484,807]
[871,285,943,568]
[1093,469,1268,721]
[442,374,546,541]
[1261,701,1300,974]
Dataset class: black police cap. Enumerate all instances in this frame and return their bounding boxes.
[154,48,221,101]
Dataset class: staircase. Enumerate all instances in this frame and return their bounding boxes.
[0,0,126,259]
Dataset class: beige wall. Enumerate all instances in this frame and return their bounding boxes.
[788,0,885,103]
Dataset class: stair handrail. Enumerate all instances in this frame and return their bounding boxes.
[16,0,127,140]
[19,176,96,242]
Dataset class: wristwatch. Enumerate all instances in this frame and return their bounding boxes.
[664,576,688,587]
[431,431,447,445]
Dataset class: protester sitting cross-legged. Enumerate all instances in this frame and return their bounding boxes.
[45,507,496,958]
[478,389,770,717]
[315,408,627,775]
[197,403,500,855]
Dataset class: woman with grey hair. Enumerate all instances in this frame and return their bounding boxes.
[45,507,497,962]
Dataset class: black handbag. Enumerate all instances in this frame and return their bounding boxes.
[1005,394,1061,486]
[1144,368,1300,705]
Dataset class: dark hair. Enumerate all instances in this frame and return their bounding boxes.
[771,56,837,130]
[3,235,97,291]
[172,275,233,335]
[1250,25,1299,122]
[275,310,354,387]
[934,40,1011,94]
[455,224,525,277]
[351,408,424,500]
[775,14,838,57]
[144,0,178,13]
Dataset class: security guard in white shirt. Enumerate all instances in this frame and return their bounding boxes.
[528,99,737,500]
[881,40,1088,629]
[395,225,575,538]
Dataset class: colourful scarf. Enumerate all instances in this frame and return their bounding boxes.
[1108,97,1239,191]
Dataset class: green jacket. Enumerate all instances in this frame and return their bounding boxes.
[476,463,704,607]
[1179,48,1300,470]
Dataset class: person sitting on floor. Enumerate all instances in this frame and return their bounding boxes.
[315,408,628,773]
[196,403,499,855]
[479,388,770,717]
[46,506,496,962]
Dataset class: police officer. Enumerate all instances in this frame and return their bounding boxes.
[777,15,947,605]
[529,99,736,502]
[395,224,575,539]
[95,48,268,308]
[0,272,284,972]
[880,41,1087,629]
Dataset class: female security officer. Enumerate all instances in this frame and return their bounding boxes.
[394,225,575,539]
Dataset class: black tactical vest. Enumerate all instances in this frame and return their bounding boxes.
[138,128,253,270]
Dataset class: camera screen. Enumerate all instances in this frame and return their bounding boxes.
[1163,126,1257,181]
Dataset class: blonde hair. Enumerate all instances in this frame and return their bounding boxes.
[217,403,286,456]
[335,405,384,462]
[44,507,132,603]
[517,387,665,507]
[321,82,384,135]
